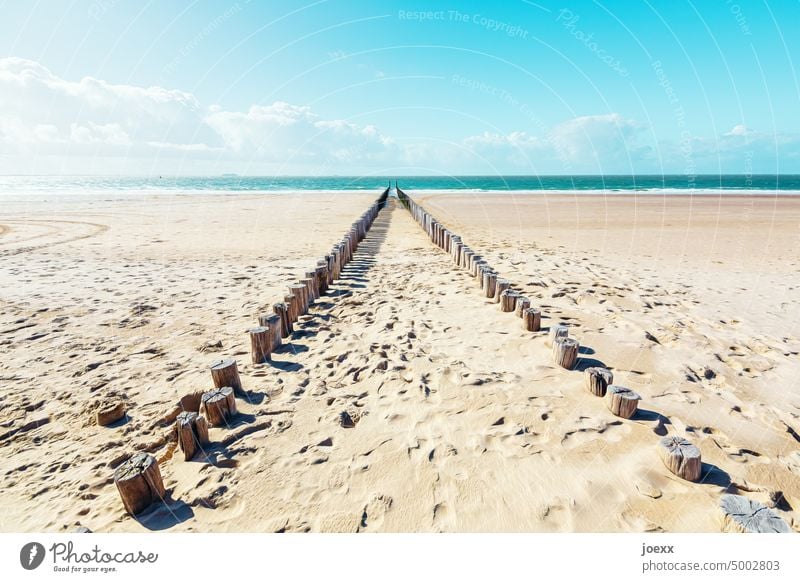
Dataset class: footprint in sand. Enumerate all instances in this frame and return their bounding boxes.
[358,494,393,531]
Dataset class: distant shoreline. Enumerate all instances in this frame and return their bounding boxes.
[3,175,800,194]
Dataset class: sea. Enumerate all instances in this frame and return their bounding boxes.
[1,175,799,193]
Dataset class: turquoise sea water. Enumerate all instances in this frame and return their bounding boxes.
[1,175,799,192]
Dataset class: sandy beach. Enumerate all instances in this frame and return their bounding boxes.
[1,190,799,533]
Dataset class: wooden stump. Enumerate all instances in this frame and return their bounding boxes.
[462,249,474,270]
[96,401,126,426]
[210,358,242,394]
[719,494,791,533]
[201,386,237,427]
[493,279,510,304]
[283,294,297,325]
[114,452,165,516]
[552,337,579,370]
[273,302,292,337]
[606,385,641,419]
[523,307,541,331]
[483,271,497,298]
[304,270,318,300]
[547,324,569,346]
[657,436,702,481]
[289,284,307,316]
[585,367,613,397]
[315,264,328,296]
[301,277,316,306]
[249,326,271,364]
[175,411,209,461]
[500,289,518,312]
[514,297,531,318]
[259,313,282,351]
[469,255,482,276]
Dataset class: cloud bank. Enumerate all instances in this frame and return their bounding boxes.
[0,58,795,175]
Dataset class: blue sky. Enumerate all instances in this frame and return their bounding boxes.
[0,0,798,175]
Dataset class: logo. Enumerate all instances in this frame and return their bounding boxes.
[20,542,46,570]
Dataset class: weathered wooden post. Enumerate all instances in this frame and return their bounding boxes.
[249,326,271,364]
[719,495,791,533]
[315,263,328,296]
[585,367,613,397]
[303,274,318,303]
[606,385,641,418]
[500,289,518,313]
[493,279,510,303]
[210,358,242,394]
[482,269,496,298]
[323,255,334,286]
[266,313,282,350]
[258,313,282,348]
[274,302,292,337]
[462,249,474,270]
[283,295,297,326]
[331,248,342,280]
[114,453,166,516]
[289,284,307,316]
[657,436,701,481]
[201,386,237,427]
[514,296,531,318]
[470,257,484,277]
[523,307,541,331]
[547,324,569,346]
[552,337,579,369]
[175,411,209,461]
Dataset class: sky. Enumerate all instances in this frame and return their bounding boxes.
[0,0,798,176]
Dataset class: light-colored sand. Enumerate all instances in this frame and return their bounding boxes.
[1,190,798,532]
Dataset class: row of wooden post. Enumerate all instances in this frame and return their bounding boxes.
[394,188,792,533]
[397,187,544,335]
[248,189,389,364]
[113,189,391,517]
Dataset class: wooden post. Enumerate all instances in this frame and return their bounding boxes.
[210,358,242,394]
[482,270,497,298]
[315,264,328,296]
[585,367,613,397]
[547,324,569,346]
[257,313,282,349]
[331,249,342,280]
[523,307,541,331]
[303,274,318,303]
[493,279,510,303]
[274,302,292,337]
[462,249,474,270]
[303,280,314,311]
[289,284,307,316]
[283,293,297,325]
[719,495,791,533]
[265,313,281,350]
[96,401,126,426]
[552,337,579,369]
[471,257,484,278]
[500,289,518,312]
[114,453,165,516]
[514,296,530,318]
[657,436,701,481]
[201,386,237,427]
[249,326,271,364]
[606,385,641,419]
[175,411,209,461]
[323,255,334,286]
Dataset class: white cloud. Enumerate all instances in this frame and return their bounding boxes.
[725,124,753,137]
[0,57,797,175]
